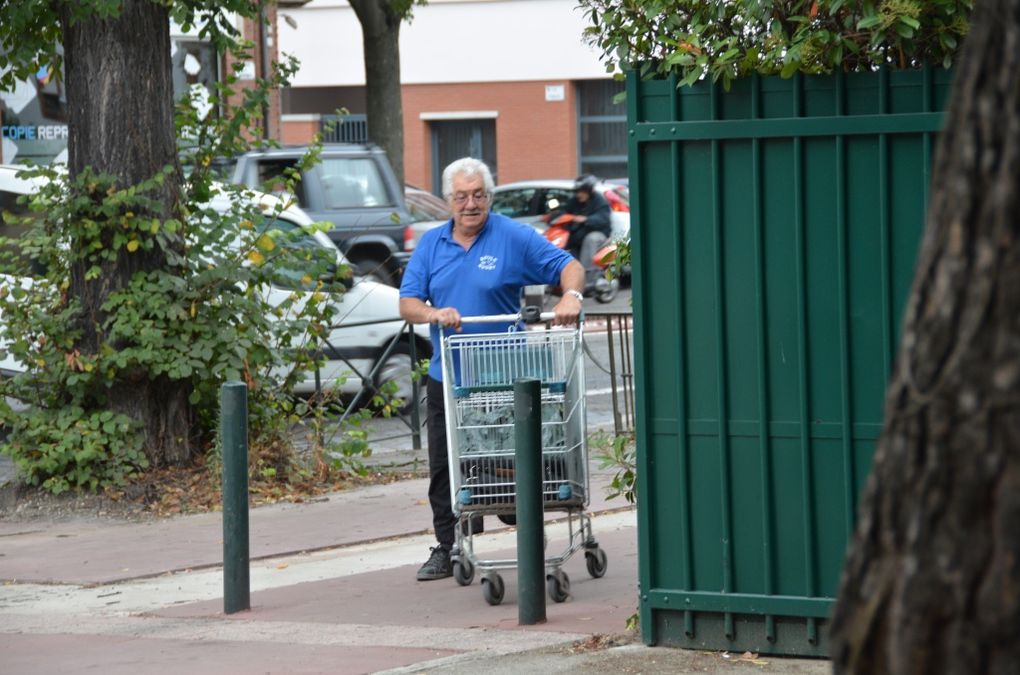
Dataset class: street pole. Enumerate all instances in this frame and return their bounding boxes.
[514,377,546,625]
[221,381,250,614]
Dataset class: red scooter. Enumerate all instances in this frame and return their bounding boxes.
[543,212,619,304]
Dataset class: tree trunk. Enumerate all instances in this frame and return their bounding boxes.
[59,0,192,465]
[830,2,1020,673]
[349,0,406,185]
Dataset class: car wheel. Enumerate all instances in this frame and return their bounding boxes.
[372,341,427,415]
[352,258,395,287]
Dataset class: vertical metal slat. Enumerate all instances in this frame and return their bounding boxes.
[668,74,696,639]
[878,69,893,383]
[793,73,820,645]
[751,73,777,645]
[710,83,736,641]
[835,71,855,542]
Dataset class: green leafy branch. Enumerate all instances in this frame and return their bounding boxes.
[581,0,973,89]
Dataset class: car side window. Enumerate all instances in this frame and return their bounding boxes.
[256,159,309,208]
[320,158,393,209]
[539,189,573,216]
[491,189,537,219]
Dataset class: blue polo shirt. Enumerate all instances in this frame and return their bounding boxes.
[400,212,574,381]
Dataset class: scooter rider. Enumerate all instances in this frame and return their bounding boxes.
[559,174,612,294]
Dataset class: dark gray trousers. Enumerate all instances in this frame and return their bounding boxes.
[426,376,457,548]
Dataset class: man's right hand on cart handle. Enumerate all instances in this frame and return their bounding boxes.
[553,259,586,326]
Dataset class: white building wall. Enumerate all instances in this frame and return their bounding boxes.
[278,0,609,87]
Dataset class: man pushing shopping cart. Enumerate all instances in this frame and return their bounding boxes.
[398,157,587,590]
[437,308,608,605]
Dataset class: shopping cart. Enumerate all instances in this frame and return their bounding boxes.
[440,310,608,606]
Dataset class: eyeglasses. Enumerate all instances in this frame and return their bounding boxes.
[451,190,490,205]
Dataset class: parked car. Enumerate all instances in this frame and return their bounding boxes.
[490,179,630,241]
[0,165,429,415]
[231,144,412,287]
[402,185,451,252]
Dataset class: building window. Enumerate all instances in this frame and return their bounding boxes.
[576,79,627,181]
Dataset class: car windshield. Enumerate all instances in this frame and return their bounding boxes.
[256,217,338,291]
[0,186,47,278]
[491,188,537,218]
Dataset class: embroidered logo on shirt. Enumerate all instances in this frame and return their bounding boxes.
[478,255,498,271]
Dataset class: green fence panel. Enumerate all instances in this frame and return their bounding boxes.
[629,68,953,656]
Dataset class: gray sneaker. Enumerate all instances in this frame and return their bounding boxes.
[416,546,452,581]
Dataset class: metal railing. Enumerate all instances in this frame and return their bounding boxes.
[311,318,425,451]
[319,114,369,144]
[594,312,635,436]
[308,311,635,458]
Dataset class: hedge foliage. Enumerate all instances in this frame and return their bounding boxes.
[580,0,973,87]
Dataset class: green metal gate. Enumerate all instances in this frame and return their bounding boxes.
[628,68,952,656]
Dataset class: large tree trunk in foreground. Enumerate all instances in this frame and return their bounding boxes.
[830,1,1020,673]
[349,0,406,185]
[60,0,191,465]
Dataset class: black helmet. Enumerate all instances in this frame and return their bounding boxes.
[573,174,598,194]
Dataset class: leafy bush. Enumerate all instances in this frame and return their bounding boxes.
[0,40,387,493]
[581,0,973,87]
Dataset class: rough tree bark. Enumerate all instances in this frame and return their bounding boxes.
[348,0,406,185]
[830,1,1020,673]
[59,0,192,465]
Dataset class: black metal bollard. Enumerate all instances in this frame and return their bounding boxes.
[221,381,250,614]
[514,377,546,625]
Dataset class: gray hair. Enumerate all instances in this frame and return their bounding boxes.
[441,157,495,199]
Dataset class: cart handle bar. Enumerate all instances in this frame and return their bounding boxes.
[459,311,553,324]
[458,305,581,325]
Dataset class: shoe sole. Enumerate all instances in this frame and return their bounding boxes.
[416,570,453,581]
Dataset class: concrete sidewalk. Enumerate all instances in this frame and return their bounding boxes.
[0,467,830,674]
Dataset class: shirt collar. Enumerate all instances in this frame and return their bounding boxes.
[437,213,492,243]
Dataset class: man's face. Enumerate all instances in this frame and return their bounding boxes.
[575,189,590,203]
[449,173,490,233]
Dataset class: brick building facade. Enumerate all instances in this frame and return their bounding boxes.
[277,0,627,195]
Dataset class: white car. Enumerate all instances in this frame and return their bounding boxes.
[0,165,429,412]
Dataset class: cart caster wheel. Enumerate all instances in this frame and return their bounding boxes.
[453,559,475,586]
[585,548,608,579]
[482,574,505,606]
[547,570,570,603]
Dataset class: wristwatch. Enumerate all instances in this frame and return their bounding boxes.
[565,289,584,302]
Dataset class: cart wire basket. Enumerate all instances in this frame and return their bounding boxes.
[440,312,607,606]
